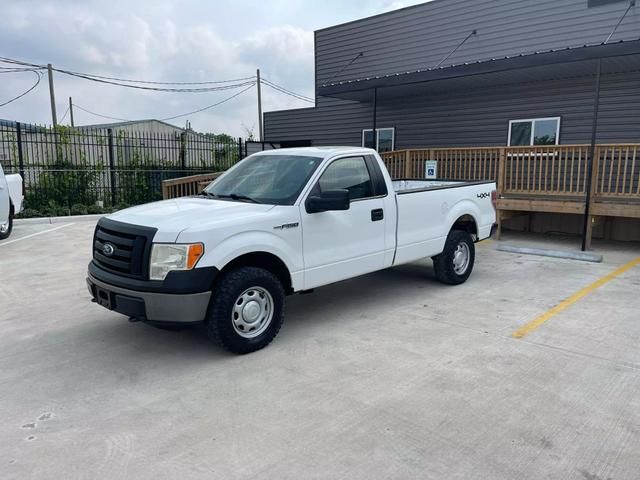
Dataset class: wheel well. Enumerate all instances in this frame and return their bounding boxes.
[451,214,478,240]
[220,252,293,294]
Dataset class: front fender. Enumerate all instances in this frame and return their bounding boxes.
[196,230,303,290]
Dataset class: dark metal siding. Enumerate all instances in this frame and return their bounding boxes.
[264,97,369,146]
[264,71,640,147]
[315,0,640,85]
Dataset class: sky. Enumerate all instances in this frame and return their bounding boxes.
[0,0,425,137]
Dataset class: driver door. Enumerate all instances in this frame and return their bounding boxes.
[301,156,386,289]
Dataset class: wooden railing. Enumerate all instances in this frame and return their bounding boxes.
[502,145,590,197]
[381,144,640,203]
[596,145,640,199]
[162,172,223,199]
[162,145,640,208]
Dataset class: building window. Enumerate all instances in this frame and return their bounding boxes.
[362,128,395,152]
[508,118,560,146]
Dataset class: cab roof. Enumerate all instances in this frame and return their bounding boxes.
[254,146,376,158]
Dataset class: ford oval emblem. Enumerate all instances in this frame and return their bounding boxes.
[102,243,115,256]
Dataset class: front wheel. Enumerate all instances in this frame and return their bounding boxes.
[206,266,285,354]
[0,204,14,240]
[432,230,475,285]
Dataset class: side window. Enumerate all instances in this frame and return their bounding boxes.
[317,156,374,200]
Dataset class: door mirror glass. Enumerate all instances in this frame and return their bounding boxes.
[306,189,350,213]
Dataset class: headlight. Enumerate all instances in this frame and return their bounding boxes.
[149,243,204,281]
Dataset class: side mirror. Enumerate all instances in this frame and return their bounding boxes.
[306,189,350,213]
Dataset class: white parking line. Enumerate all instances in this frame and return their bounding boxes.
[0,223,76,247]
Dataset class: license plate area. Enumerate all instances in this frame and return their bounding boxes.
[94,285,115,310]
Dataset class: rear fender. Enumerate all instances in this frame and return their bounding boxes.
[445,200,481,237]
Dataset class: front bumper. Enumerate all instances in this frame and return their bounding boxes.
[87,273,211,324]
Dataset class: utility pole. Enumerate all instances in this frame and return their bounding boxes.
[47,64,58,127]
[256,68,263,141]
[68,96,75,127]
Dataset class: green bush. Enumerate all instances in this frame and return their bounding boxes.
[86,204,105,215]
[17,208,44,218]
[113,202,131,212]
[70,203,89,216]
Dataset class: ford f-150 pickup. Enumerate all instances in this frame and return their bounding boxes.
[87,147,496,353]
[0,164,24,240]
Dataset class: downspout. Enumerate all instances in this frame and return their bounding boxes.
[581,59,602,252]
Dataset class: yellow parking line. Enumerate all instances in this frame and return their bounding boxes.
[511,256,640,339]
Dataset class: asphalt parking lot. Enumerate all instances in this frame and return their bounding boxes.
[1,220,639,479]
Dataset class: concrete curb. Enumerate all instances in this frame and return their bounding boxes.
[15,214,104,225]
[496,244,603,263]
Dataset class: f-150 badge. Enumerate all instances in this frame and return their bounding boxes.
[273,222,300,230]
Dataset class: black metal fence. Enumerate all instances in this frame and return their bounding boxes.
[0,122,246,216]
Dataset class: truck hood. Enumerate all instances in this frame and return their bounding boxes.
[108,197,275,242]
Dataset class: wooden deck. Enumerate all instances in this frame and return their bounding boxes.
[381,144,640,248]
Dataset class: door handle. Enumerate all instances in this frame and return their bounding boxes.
[371,208,384,221]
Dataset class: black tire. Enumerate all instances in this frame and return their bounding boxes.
[206,266,285,354]
[0,203,14,240]
[432,230,475,285]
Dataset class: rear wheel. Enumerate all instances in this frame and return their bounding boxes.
[206,266,285,354]
[432,230,475,285]
[0,203,14,240]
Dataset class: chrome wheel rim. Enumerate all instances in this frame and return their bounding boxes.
[232,286,274,338]
[452,242,470,275]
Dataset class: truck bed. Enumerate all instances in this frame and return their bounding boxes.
[392,179,494,194]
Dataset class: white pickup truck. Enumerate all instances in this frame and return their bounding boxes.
[87,147,496,353]
[0,164,24,240]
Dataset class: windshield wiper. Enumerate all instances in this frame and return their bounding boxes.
[199,191,219,199]
[215,193,263,204]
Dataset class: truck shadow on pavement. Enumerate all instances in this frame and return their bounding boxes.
[74,261,441,358]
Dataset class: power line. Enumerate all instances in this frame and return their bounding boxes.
[0,56,43,68]
[0,56,255,86]
[54,69,256,85]
[262,78,314,101]
[0,66,43,73]
[59,104,71,123]
[72,103,131,122]
[261,78,314,103]
[160,83,255,120]
[56,69,256,93]
[0,56,256,92]
[0,71,42,107]
[72,83,255,123]
[262,77,314,102]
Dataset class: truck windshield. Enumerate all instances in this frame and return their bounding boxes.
[204,154,323,205]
